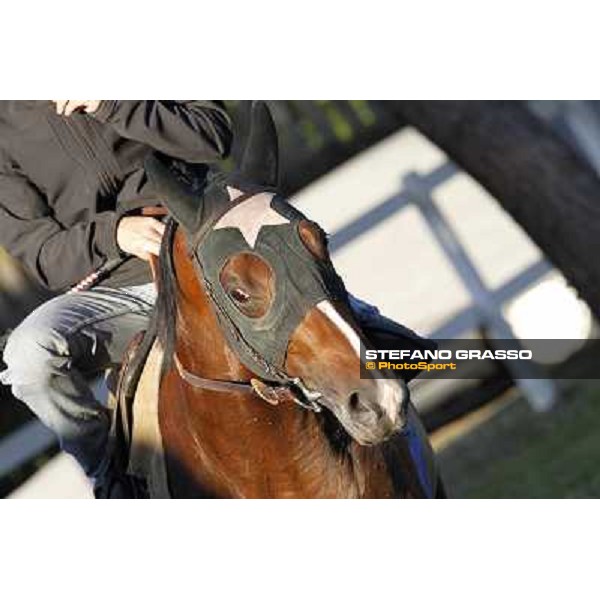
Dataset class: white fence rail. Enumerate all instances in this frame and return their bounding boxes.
[328,159,558,411]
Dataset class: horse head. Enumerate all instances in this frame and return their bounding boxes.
[147,101,408,446]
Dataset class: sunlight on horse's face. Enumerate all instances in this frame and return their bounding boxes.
[285,300,408,445]
[217,219,408,446]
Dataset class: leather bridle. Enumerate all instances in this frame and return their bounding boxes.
[173,352,323,412]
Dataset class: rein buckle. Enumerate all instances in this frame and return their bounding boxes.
[251,377,323,413]
[250,378,284,406]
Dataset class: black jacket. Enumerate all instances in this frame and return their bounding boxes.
[0,100,232,291]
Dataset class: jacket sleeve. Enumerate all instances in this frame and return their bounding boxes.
[92,100,232,164]
[0,152,122,291]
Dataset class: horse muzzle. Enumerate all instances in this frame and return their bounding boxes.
[324,377,409,446]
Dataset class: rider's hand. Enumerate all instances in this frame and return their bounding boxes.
[116,216,166,261]
[53,100,102,116]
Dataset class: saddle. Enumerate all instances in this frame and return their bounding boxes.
[109,316,170,498]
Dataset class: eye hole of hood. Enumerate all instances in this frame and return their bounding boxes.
[219,252,275,319]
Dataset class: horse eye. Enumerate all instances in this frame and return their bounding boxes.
[229,287,250,303]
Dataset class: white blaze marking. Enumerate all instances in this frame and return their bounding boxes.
[317,300,362,356]
[316,300,404,421]
[214,191,290,248]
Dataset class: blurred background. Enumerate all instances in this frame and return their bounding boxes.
[3,100,600,498]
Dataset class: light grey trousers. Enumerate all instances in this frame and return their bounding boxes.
[0,284,157,479]
[0,285,377,480]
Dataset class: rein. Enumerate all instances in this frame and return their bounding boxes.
[173,352,253,394]
[173,352,323,412]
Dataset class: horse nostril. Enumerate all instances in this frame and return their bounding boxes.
[349,392,361,411]
[348,391,389,424]
[348,392,381,419]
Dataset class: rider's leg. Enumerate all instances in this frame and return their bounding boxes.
[348,292,437,363]
[349,293,421,337]
[347,293,382,327]
[0,283,156,480]
[348,295,440,496]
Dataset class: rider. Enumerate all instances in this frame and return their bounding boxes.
[0,100,233,497]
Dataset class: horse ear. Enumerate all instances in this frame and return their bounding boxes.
[238,101,279,188]
[144,153,199,232]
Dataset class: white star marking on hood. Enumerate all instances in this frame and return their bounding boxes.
[214,191,290,248]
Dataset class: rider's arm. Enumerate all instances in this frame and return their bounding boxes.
[0,151,122,291]
[92,100,233,164]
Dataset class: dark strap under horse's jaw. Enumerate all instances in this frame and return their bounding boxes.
[173,353,323,412]
[174,353,254,394]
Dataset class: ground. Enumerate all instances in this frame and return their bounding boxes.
[434,380,600,498]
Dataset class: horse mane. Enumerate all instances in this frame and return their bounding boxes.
[156,217,179,373]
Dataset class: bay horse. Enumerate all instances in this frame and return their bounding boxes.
[133,102,444,498]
